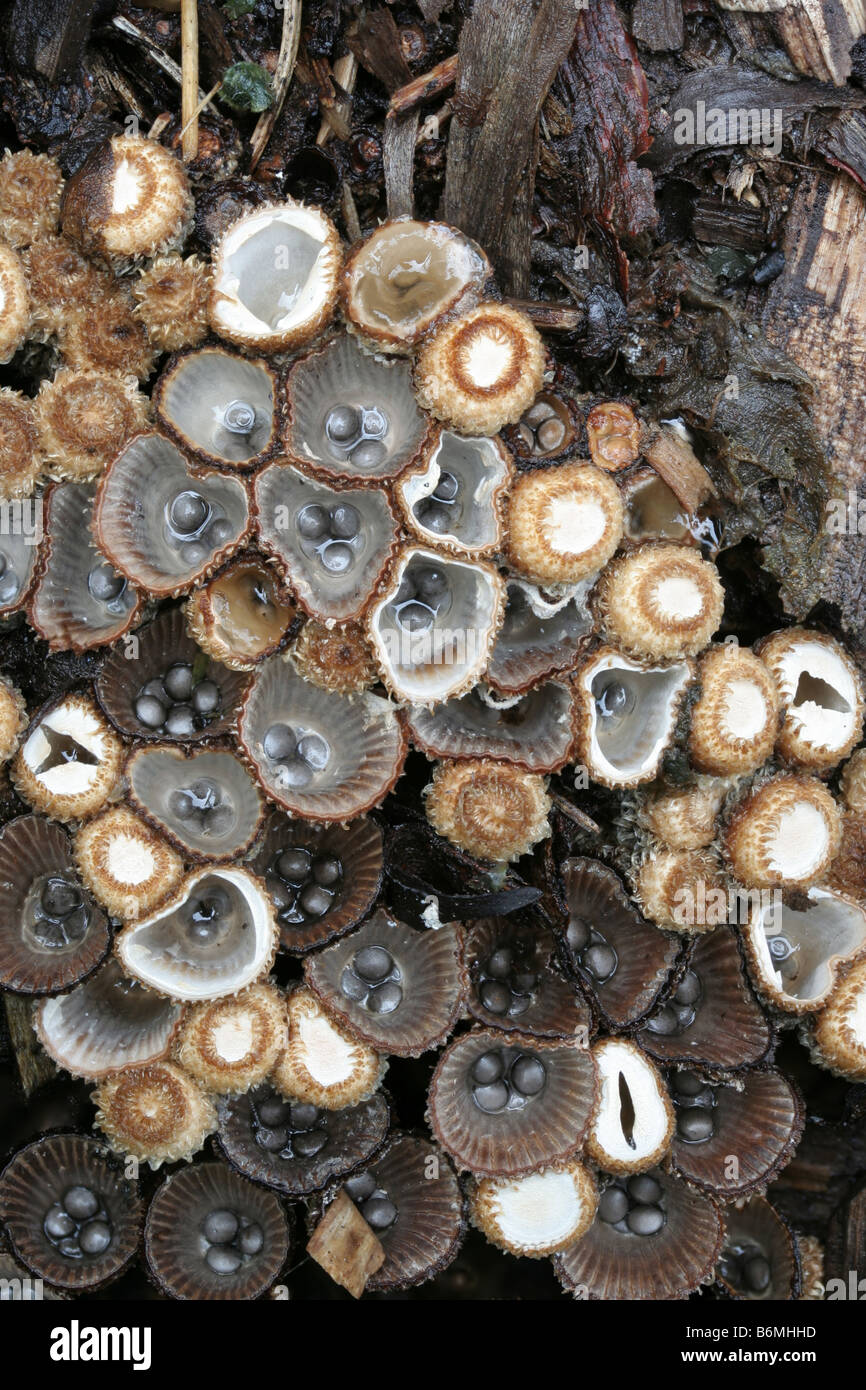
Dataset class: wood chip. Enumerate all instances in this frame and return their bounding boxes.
[6,0,99,81]
[641,424,717,512]
[503,297,582,332]
[306,1191,386,1299]
[715,0,866,86]
[4,996,55,1098]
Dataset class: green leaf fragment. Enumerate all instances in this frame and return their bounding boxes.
[220,61,274,113]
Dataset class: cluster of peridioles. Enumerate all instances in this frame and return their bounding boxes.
[0,134,863,1302]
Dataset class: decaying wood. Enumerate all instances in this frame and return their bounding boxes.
[443,0,578,295]
[249,0,301,171]
[716,0,866,86]
[111,14,219,115]
[812,110,866,189]
[180,0,198,162]
[545,0,656,288]
[645,66,866,170]
[692,194,767,250]
[341,179,362,244]
[316,52,358,146]
[630,0,684,52]
[5,0,99,81]
[3,996,55,1098]
[415,0,449,20]
[640,423,718,511]
[761,170,866,648]
[347,8,412,94]
[383,109,420,219]
[307,1190,385,1299]
[388,54,458,116]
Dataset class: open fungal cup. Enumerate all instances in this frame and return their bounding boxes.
[284,333,430,486]
[742,887,866,1014]
[94,432,251,598]
[126,744,264,862]
[238,655,407,822]
[395,430,512,557]
[116,866,278,1003]
[573,646,693,787]
[28,482,143,653]
[185,554,299,669]
[0,814,110,994]
[253,462,399,623]
[341,219,491,352]
[35,957,184,1079]
[209,200,341,353]
[154,347,279,472]
[367,545,504,705]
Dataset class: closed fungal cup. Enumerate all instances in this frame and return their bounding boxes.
[505,463,624,585]
[585,1037,675,1175]
[414,303,545,436]
[61,134,192,265]
[595,543,724,661]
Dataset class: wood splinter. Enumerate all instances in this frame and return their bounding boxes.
[306,1190,386,1299]
[180,0,199,163]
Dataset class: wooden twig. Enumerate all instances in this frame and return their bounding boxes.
[384,110,420,219]
[341,180,362,244]
[249,0,302,171]
[388,53,458,116]
[347,8,412,93]
[504,297,582,332]
[179,80,222,146]
[181,0,199,162]
[111,15,220,115]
